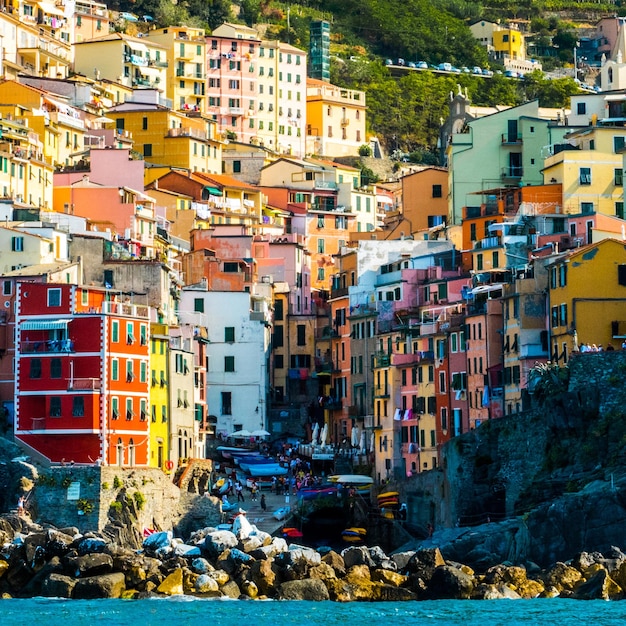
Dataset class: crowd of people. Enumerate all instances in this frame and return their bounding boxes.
[579,341,626,352]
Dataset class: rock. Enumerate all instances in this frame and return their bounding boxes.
[206,569,230,586]
[191,558,213,574]
[249,537,288,560]
[21,557,64,596]
[403,548,445,582]
[371,568,407,587]
[142,531,172,555]
[6,559,34,589]
[276,545,321,571]
[157,569,184,596]
[73,572,126,599]
[249,558,278,597]
[41,572,77,598]
[572,568,622,600]
[220,580,241,598]
[75,537,108,556]
[482,564,542,598]
[240,579,258,598]
[346,564,371,582]
[428,565,475,599]
[543,561,582,592]
[308,563,337,583]
[232,514,254,540]
[390,551,415,571]
[194,574,220,594]
[203,530,238,558]
[279,578,330,601]
[321,550,345,577]
[572,551,603,572]
[173,543,201,557]
[342,546,374,569]
[240,536,263,553]
[474,583,522,600]
[373,584,416,601]
[0,560,8,578]
[368,546,396,571]
[66,553,113,577]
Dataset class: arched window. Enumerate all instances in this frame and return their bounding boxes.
[128,438,135,467]
[116,438,124,466]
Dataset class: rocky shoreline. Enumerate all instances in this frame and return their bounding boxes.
[1,511,626,601]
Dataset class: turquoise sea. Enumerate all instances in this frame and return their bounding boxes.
[2,598,626,626]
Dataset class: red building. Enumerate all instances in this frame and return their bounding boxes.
[15,283,150,466]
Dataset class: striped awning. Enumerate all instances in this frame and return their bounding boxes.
[21,319,69,331]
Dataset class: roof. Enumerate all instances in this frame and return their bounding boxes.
[74,32,167,49]
[3,261,77,277]
[306,157,359,172]
[191,172,260,191]
[279,42,307,55]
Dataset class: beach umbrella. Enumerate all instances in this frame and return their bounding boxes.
[351,426,359,447]
[311,422,319,445]
[359,430,366,454]
[231,429,252,438]
[251,429,270,437]
[320,423,328,446]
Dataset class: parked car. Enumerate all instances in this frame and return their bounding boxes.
[504,70,519,78]
[417,61,428,69]
[451,66,461,73]
[438,62,452,72]
[461,66,471,73]
[397,58,405,66]
[407,61,416,68]
[472,66,482,75]
[482,68,494,76]
[385,59,393,66]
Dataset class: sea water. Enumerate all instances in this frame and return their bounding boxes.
[1,598,625,626]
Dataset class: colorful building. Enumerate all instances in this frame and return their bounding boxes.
[15,283,150,466]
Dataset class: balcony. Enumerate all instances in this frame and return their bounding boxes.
[125,53,148,67]
[373,353,390,368]
[68,378,101,391]
[229,107,244,115]
[501,133,522,144]
[314,180,338,191]
[21,339,74,353]
[325,398,342,410]
[340,118,349,127]
[501,166,523,180]
[473,235,502,250]
[148,59,169,68]
[49,111,85,131]
[166,127,208,140]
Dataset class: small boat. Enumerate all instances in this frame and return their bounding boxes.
[342,527,367,542]
[239,462,288,476]
[377,491,400,507]
[297,486,338,500]
[273,506,291,520]
[328,474,374,485]
[282,527,303,539]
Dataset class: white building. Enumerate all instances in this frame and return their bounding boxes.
[179,287,272,437]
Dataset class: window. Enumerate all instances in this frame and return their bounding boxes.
[476,254,483,271]
[225,356,235,372]
[317,268,325,281]
[50,358,61,379]
[432,184,442,198]
[193,299,204,314]
[11,236,23,251]
[126,360,134,382]
[112,321,119,343]
[577,102,586,115]
[614,136,626,153]
[140,361,147,383]
[140,325,147,346]
[579,167,591,185]
[297,324,306,346]
[143,144,152,157]
[126,398,134,420]
[581,202,594,214]
[72,396,84,417]
[30,359,41,378]
[617,202,625,219]
[221,391,232,415]
[618,264,626,286]
[112,397,119,420]
[317,239,325,253]
[50,397,61,417]
[233,160,241,173]
[616,169,624,186]
[273,325,284,347]
[492,251,499,267]
[126,322,135,345]
[559,303,568,326]
[2,280,10,296]
[47,288,61,307]
[225,326,235,342]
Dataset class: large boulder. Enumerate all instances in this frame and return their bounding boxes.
[73,572,126,599]
[342,546,374,569]
[572,567,622,600]
[369,546,396,571]
[41,572,77,598]
[203,530,238,558]
[321,550,345,577]
[249,558,279,597]
[194,574,220,595]
[371,568,407,587]
[157,569,184,596]
[66,553,113,577]
[402,548,445,582]
[474,583,522,600]
[482,564,543,598]
[279,578,330,601]
[543,562,582,593]
[427,565,475,599]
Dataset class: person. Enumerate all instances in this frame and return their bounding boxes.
[235,480,245,502]
[17,495,25,516]
[607,343,615,351]
[260,494,267,512]
[622,339,626,350]
[250,480,258,501]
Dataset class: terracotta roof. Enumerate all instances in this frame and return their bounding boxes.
[191,172,260,190]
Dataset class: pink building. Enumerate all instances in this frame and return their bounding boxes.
[206,28,260,144]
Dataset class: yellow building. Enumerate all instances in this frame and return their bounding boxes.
[543,126,625,217]
[493,28,525,61]
[109,101,222,174]
[147,26,207,113]
[0,0,72,80]
[73,33,168,91]
[150,323,171,470]
[306,78,366,157]
[0,80,87,170]
[547,238,626,362]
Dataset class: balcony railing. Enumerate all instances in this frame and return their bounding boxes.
[501,133,522,144]
[501,166,523,180]
[166,127,208,140]
[374,386,390,397]
[473,235,502,250]
[21,339,74,353]
[68,378,101,390]
[325,398,342,410]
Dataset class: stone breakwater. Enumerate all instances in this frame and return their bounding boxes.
[2,514,626,601]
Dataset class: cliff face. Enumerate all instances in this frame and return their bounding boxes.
[403,352,626,567]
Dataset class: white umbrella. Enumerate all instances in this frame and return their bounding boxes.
[311,422,319,445]
[231,429,252,438]
[351,426,359,447]
[251,429,270,437]
[320,423,328,446]
[359,430,366,454]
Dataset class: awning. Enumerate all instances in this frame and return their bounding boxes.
[21,319,70,331]
[205,186,223,196]
[128,41,148,54]
[38,1,65,17]
[44,96,72,115]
